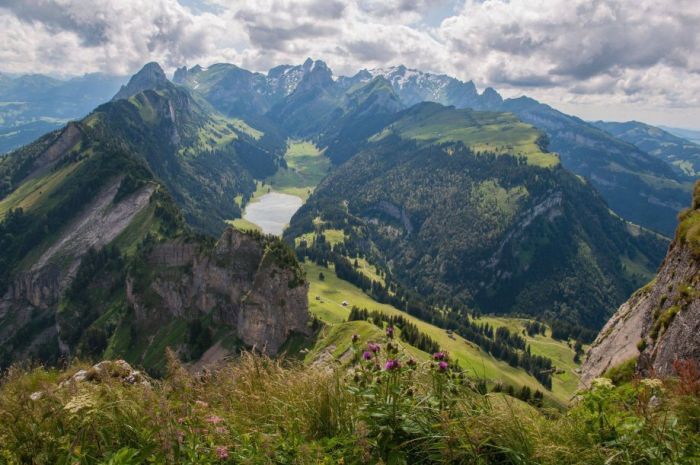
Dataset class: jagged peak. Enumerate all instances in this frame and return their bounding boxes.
[480,87,503,104]
[112,62,169,101]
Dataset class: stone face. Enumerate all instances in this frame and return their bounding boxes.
[127,228,310,356]
[581,203,700,386]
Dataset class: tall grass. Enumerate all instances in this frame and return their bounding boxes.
[0,346,698,464]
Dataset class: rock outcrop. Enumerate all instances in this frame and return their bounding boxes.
[580,181,700,386]
[112,62,169,101]
[127,228,309,356]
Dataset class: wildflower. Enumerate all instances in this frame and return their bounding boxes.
[362,351,372,360]
[438,361,449,372]
[406,358,417,369]
[386,326,394,338]
[640,378,664,390]
[433,352,446,361]
[206,415,224,424]
[216,445,229,460]
[368,342,380,353]
[385,359,400,371]
[177,417,185,424]
[591,377,614,390]
[351,334,359,343]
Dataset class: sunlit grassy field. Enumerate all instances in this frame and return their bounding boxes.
[371,106,559,167]
[261,139,330,201]
[303,261,580,404]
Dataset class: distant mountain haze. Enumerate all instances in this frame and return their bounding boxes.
[0,73,126,154]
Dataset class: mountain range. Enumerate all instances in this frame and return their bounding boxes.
[171,60,692,236]
[0,72,125,155]
[0,58,697,388]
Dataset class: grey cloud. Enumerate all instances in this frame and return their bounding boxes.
[0,0,108,45]
[346,40,397,62]
[304,0,346,19]
[358,0,450,17]
[245,22,339,50]
[235,8,339,51]
[488,68,556,88]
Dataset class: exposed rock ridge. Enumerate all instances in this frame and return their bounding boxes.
[580,182,700,386]
[0,181,156,362]
[113,62,169,101]
[127,228,309,355]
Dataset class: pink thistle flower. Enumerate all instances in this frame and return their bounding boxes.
[216,445,229,460]
[438,361,449,372]
[384,359,400,371]
[433,352,446,361]
[351,334,359,343]
[362,351,372,360]
[206,415,224,424]
[368,342,380,353]
[386,326,394,338]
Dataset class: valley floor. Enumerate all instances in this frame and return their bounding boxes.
[230,140,329,235]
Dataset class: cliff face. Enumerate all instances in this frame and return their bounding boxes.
[0,181,155,365]
[127,228,309,356]
[581,181,700,386]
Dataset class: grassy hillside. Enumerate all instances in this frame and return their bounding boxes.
[500,97,692,236]
[303,261,580,404]
[1,349,697,464]
[594,120,700,178]
[370,102,558,167]
[287,131,667,331]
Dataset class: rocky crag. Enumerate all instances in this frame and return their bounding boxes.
[581,181,700,386]
[127,228,309,357]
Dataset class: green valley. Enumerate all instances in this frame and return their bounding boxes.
[303,260,581,404]
[231,139,330,233]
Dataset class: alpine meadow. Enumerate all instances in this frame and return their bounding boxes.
[0,1,698,464]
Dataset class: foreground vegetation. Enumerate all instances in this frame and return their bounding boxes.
[0,346,698,465]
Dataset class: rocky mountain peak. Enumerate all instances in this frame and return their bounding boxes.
[112,62,169,100]
[172,65,188,84]
[480,87,503,107]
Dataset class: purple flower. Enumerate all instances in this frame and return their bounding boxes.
[433,352,446,361]
[438,361,449,372]
[362,351,372,360]
[351,334,359,343]
[385,359,400,371]
[205,415,223,424]
[386,326,394,338]
[368,342,381,353]
[216,445,229,459]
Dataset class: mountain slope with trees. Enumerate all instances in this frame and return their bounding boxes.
[286,103,667,332]
[0,63,308,372]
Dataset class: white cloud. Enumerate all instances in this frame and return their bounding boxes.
[0,0,698,126]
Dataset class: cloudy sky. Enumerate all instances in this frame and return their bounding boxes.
[1,0,699,129]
